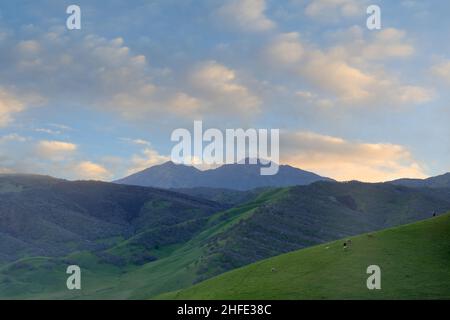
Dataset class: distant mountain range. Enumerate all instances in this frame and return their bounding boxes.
[390,173,450,189]
[114,160,333,190]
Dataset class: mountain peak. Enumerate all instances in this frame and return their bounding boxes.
[115,160,332,190]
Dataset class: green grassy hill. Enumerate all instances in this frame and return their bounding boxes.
[159,213,450,300]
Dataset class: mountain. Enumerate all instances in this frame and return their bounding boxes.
[160,213,450,300]
[390,172,450,189]
[2,178,450,299]
[114,160,333,190]
[114,162,203,189]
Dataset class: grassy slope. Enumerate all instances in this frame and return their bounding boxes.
[0,188,287,299]
[159,213,450,300]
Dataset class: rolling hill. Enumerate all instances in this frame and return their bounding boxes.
[114,160,333,190]
[1,177,450,299]
[160,213,450,300]
[390,172,450,189]
[180,181,450,281]
[0,174,224,263]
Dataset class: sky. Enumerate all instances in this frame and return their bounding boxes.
[0,0,449,182]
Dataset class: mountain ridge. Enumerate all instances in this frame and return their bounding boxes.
[390,172,450,189]
[114,160,334,190]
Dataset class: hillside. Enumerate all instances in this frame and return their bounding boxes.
[171,187,268,207]
[114,161,333,190]
[391,173,450,189]
[0,174,224,263]
[188,181,450,280]
[2,179,450,299]
[160,213,450,300]
[0,188,286,299]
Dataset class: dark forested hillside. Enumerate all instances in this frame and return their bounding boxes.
[0,174,224,263]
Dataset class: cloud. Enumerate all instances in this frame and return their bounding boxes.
[0,138,114,181]
[35,128,61,135]
[264,32,304,66]
[166,92,202,117]
[120,138,152,147]
[299,27,434,105]
[301,52,375,101]
[73,161,112,181]
[431,60,450,84]
[0,88,26,127]
[361,28,414,60]
[300,51,433,105]
[49,123,72,131]
[0,133,27,144]
[216,0,275,32]
[331,27,415,62]
[305,0,366,21]
[0,167,14,174]
[17,40,41,55]
[188,61,261,116]
[2,31,204,121]
[35,140,77,161]
[263,27,433,106]
[281,131,427,182]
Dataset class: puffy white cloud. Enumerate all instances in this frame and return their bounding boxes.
[281,131,427,182]
[300,50,433,105]
[188,61,261,116]
[165,92,202,117]
[431,60,450,84]
[263,27,433,106]
[0,88,25,127]
[394,85,434,105]
[35,140,77,161]
[331,27,415,62]
[301,52,375,102]
[73,161,112,181]
[0,138,115,181]
[216,0,275,32]
[264,32,304,66]
[3,32,205,121]
[362,28,414,60]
